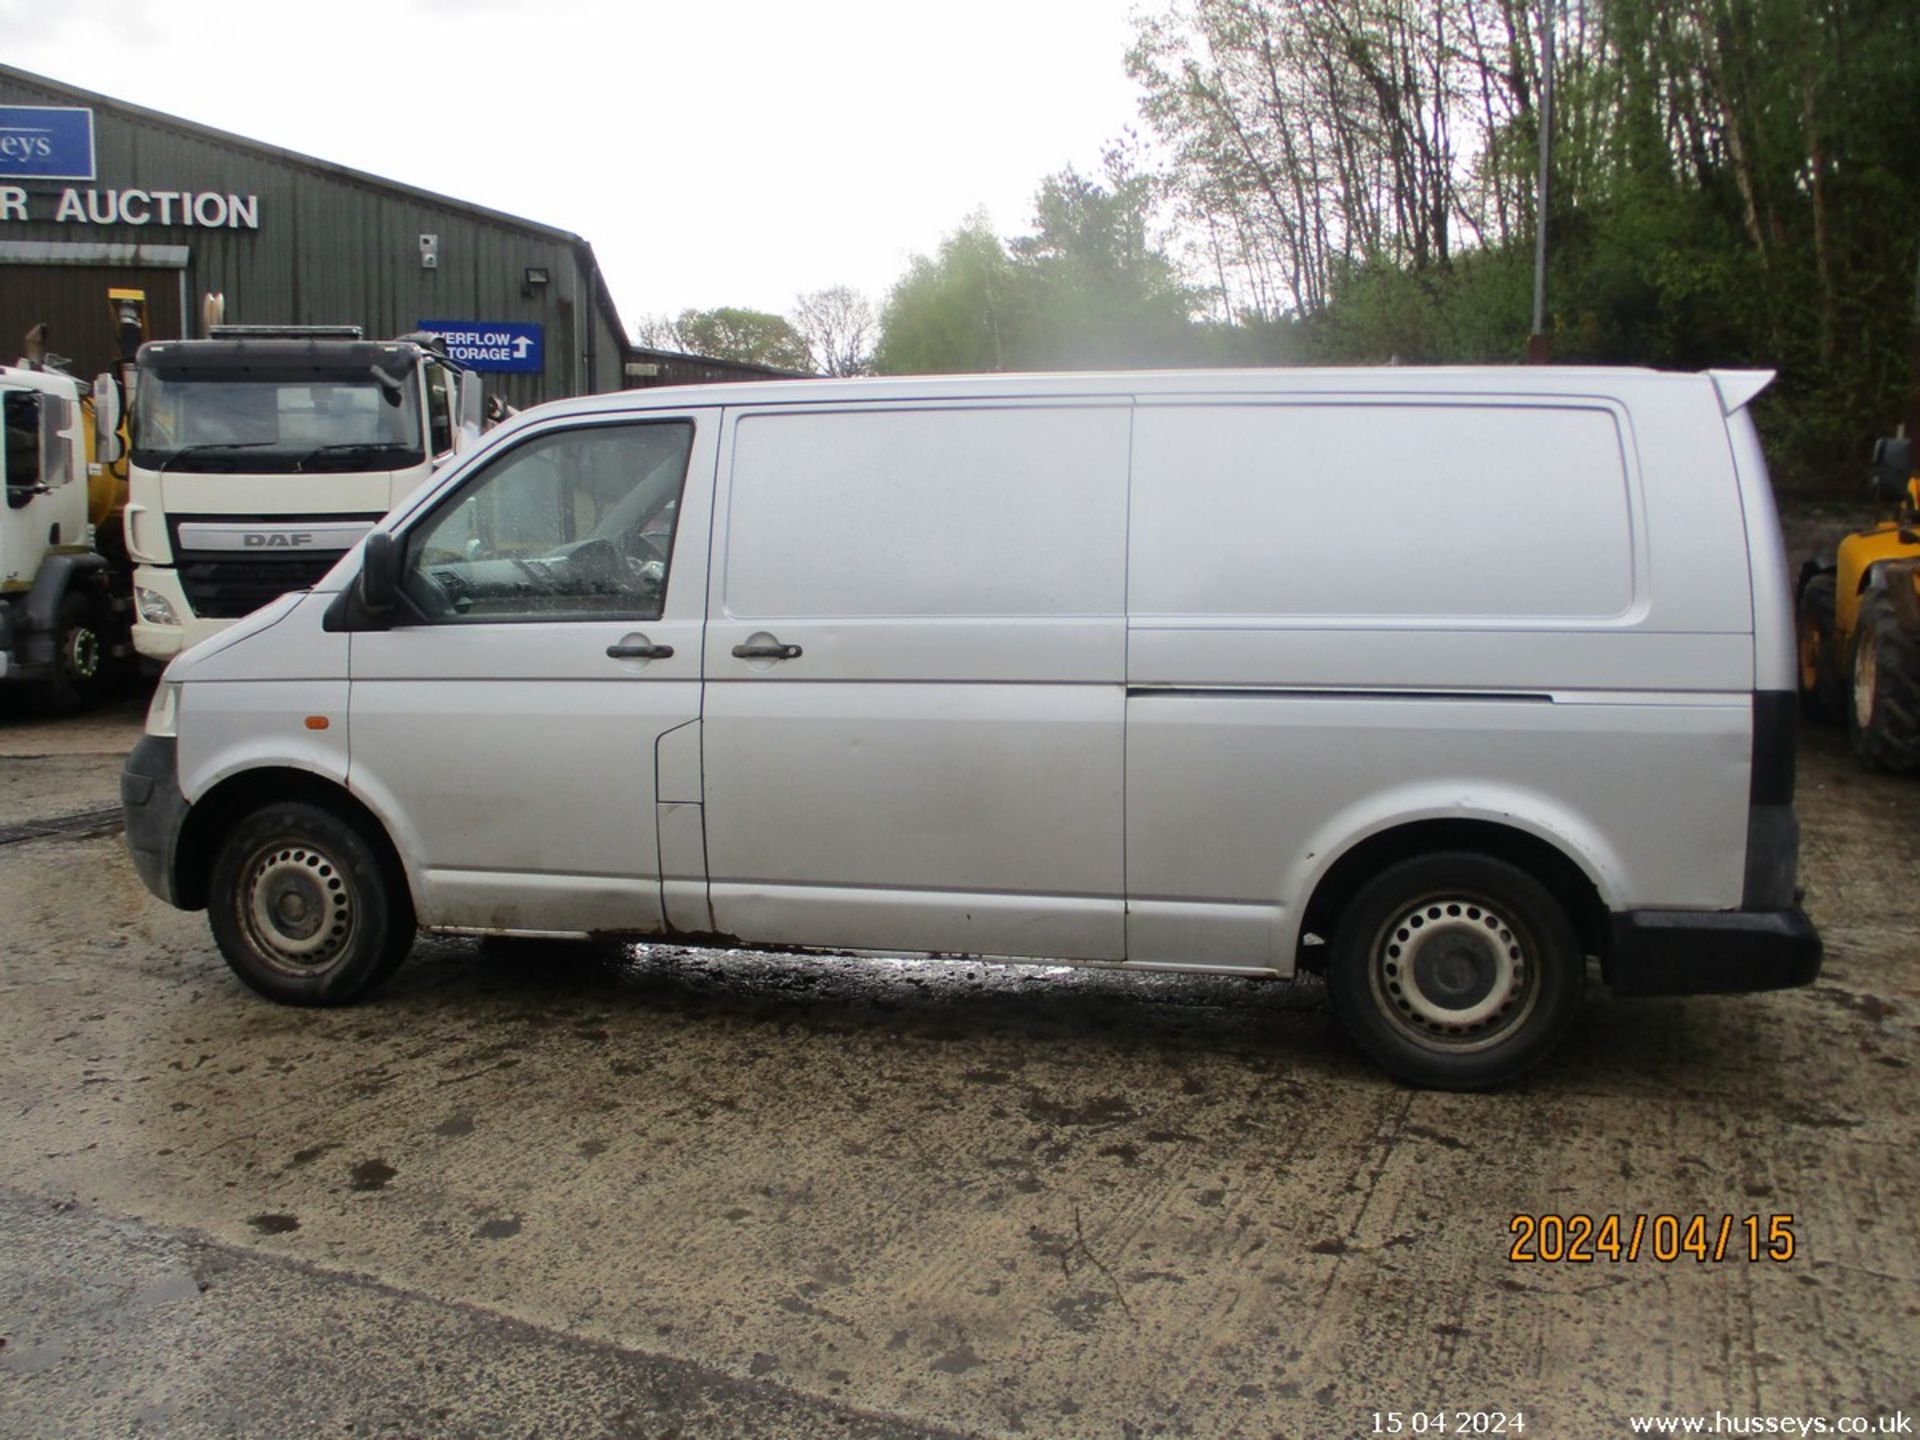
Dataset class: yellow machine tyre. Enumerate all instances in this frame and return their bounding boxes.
[1847,587,1920,774]
[1796,570,1845,723]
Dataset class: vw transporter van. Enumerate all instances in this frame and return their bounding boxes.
[122,369,1821,1087]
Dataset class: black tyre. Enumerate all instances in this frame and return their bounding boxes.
[1846,586,1920,774]
[37,591,108,713]
[207,801,416,1005]
[1796,570,1844,723]
[1326,852,1583,1089]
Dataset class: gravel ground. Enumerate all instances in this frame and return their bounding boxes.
[0,668,1914,1439]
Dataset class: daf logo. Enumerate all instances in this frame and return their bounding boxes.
[244,532,314,548]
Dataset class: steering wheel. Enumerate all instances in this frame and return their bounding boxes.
[566,538,625,592]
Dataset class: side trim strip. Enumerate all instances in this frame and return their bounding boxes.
[1126,686,1553,704]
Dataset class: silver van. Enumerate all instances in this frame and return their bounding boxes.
[122,369,1820,1087]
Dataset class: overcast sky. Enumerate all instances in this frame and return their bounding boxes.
[3,0,1151,335]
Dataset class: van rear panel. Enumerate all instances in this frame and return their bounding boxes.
[1122,381,1811,985]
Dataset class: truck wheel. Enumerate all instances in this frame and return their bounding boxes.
[1796,570,1844,723]
[207,801,416,1005]
[1847,588,1920,773]
[1327,852,1583,1089]
[37,591,107,713]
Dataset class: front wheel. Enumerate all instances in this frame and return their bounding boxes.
[1327,852,1583,1089]
[207,801,416,1005]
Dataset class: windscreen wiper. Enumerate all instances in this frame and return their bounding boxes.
[154,442,274,477]
[295,441,418,472]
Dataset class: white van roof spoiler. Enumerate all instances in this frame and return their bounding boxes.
[1709,369,1775,415]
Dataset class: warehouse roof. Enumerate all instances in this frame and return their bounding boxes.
[0,63,631,356]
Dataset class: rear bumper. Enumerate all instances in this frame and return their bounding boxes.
[1606,907,1823,997]
[121,734,191,908]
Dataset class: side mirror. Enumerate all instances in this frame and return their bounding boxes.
[91,373,125,464]
[40,395,76,488]
[455,374,484,452]
[359,530,400,622]
[1869,436,1913,505]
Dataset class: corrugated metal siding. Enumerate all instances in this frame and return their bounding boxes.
[1,66,621,411]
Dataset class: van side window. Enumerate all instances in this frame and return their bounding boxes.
[401,420,693,623]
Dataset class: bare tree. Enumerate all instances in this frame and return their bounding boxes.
[632,313,688,352]
[1131,0,1531,319]
[792,287,876,376]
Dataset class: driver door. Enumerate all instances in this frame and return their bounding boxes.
[346,410,715,935]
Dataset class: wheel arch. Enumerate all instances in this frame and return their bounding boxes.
[175,766,411,914]
[1296,817,1611,973]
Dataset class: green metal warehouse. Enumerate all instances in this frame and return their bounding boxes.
[0,64,786,406]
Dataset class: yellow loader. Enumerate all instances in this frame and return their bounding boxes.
[1797,436,1920,771]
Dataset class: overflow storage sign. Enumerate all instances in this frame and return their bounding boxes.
[417,320,543,374]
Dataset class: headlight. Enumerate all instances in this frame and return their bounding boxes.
[135,587,179,625]
[145,680,181,738]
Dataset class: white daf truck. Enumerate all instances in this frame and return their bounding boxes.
[124,328,481,661]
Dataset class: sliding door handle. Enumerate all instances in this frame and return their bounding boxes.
[607,642,673,660]
[731,640,802,661]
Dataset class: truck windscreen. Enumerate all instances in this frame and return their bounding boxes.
[133,366,425,474]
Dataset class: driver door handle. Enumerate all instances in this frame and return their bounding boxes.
[731,640,803,660]
[607,642,673,660]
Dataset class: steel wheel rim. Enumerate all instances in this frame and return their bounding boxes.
[1366,892,1540,1053]
[62,624,100,680]
[241,841,356,975]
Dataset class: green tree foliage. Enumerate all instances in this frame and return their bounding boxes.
[875,154,1200,374]
[873,214,1024,374]
[1012,153,1203,368]
[636,307,813,373]
[1129,0,1920,491]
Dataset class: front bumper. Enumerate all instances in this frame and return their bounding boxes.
[121,734,192,908]
[1606,907,1823,997]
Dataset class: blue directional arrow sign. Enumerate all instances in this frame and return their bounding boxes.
[417,320,544,374]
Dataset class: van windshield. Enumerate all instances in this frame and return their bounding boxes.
[133,366,426,475]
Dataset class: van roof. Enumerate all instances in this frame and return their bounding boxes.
[529,364,1748,423]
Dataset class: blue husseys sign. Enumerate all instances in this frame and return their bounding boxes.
[417,320,544,374]
[0,106,96,180]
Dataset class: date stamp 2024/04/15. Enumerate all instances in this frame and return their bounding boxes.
[1508,1213,1797,1264]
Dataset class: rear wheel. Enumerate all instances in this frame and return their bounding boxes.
[1327,852,1583,1089]
[207,801,416,1005]
[1847,587,1920,773]
[1796,570,1843,723]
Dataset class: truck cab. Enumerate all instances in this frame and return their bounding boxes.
[0,363,118,707]
[125,331,479,661]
